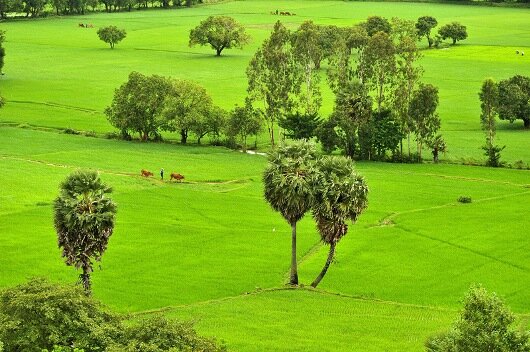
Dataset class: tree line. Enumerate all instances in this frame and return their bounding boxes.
[246,16,451,162]
[0,0,202,18]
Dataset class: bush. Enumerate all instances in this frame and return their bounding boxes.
[83,130,97,138]
[457,196,472,203]
[105,131,121,139]
[425,285,530,352]
[0,279,226,352]
[0,278,121,352]
[108,315,226,352]
[64,127,80,135]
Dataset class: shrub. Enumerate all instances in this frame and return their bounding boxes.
[0,279,226,352]
[426,285,530,352]
[83,130,97,138]
[105,131,121,139]
[64,127,80,135]
[0,278,121,352]
[457,196,472,203]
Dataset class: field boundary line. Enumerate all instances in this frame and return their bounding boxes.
[131,286,460,317]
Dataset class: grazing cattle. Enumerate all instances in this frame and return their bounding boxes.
[87,24,94,28]
[141,169,154,177]
[170,173,185,182]
[78,23,85,28]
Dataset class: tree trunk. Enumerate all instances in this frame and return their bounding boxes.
[80,265,91,295]
[524,118,530,129]
[311,242,336,288]
[180,129,188,144]
[289,222,298,285]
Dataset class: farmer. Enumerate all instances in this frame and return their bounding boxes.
[160,168,164,180]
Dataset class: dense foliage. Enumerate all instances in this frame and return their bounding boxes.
[426,285,530,352]
[189,16,250,56]
[0,279,226,352]
[54,170,117,294]
[97,26,127,49]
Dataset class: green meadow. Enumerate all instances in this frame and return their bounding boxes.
[1,0,530,350]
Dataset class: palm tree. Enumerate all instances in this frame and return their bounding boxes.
[53,170,117,294]
[310,156,368,288]
[263,141,318,285]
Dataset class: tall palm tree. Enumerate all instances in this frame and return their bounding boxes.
[53,170,117,294]
[263,141,317,285]
[310,156,368,288]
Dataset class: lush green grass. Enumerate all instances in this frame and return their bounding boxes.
[2,1,530,350]
[1,0,530,160]
[1,126,529,350]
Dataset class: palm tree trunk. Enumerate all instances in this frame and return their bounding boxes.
[311,242,336,288]
[290,222,298,285]
[80,265,91,295]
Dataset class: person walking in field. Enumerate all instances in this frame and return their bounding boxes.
[160,168,164,180]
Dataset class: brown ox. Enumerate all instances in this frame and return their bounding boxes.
[141,169,153,177]
[170,173,184,182]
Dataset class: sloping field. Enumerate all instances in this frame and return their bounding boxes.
[1,0,530,350]
[1,126,529,350]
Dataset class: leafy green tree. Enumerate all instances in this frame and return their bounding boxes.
[109,315,226,352]
[364,15,391,37]
[438,22,467,45]
[479,78,504,167]
[189,16,250,56]
[97,26,126,49]
[263,141,318,285]
[105,71,173,141]
[0,278,121,351]
[359,30,396,112]
[409,83,440,162]
[371,109,403,160]
[497,75,530,129]
[291,20,322,115]
[53,170,117,294]
[0,0,22,18]
[426,285,530,352]
[310,156,368,288]
[226,104,262,151]
[391,18,423,158]
[191,105,226,144]
[22,0,47,17]
[247,21,302,147]
[163,79,213,144]
[415,16,437,48]
[279,112,320,140]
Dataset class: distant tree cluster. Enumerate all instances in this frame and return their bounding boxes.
[247,17,444,162]
[415,16,468,47]
[106,71,262,148]
[0,278,226,351]
[263,141,368,287]
[0,0,202,18]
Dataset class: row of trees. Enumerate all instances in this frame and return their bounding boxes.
[416,16,468,47]
[264,141,368,287]
[106,71,262,149]
[247,17,444,162]
[0,0,201,18]
[478,75,530,166]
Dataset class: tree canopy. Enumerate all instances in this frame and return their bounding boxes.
[105,71,173,141]
[189,15,250,56]
[97,25,126,49]
[438,22,467,45]
[53,170,117,294]
[415,16,437,48]
[497,75,530,129]
[426,285,530,352]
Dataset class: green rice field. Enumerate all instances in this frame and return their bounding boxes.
[1,0,530,350]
